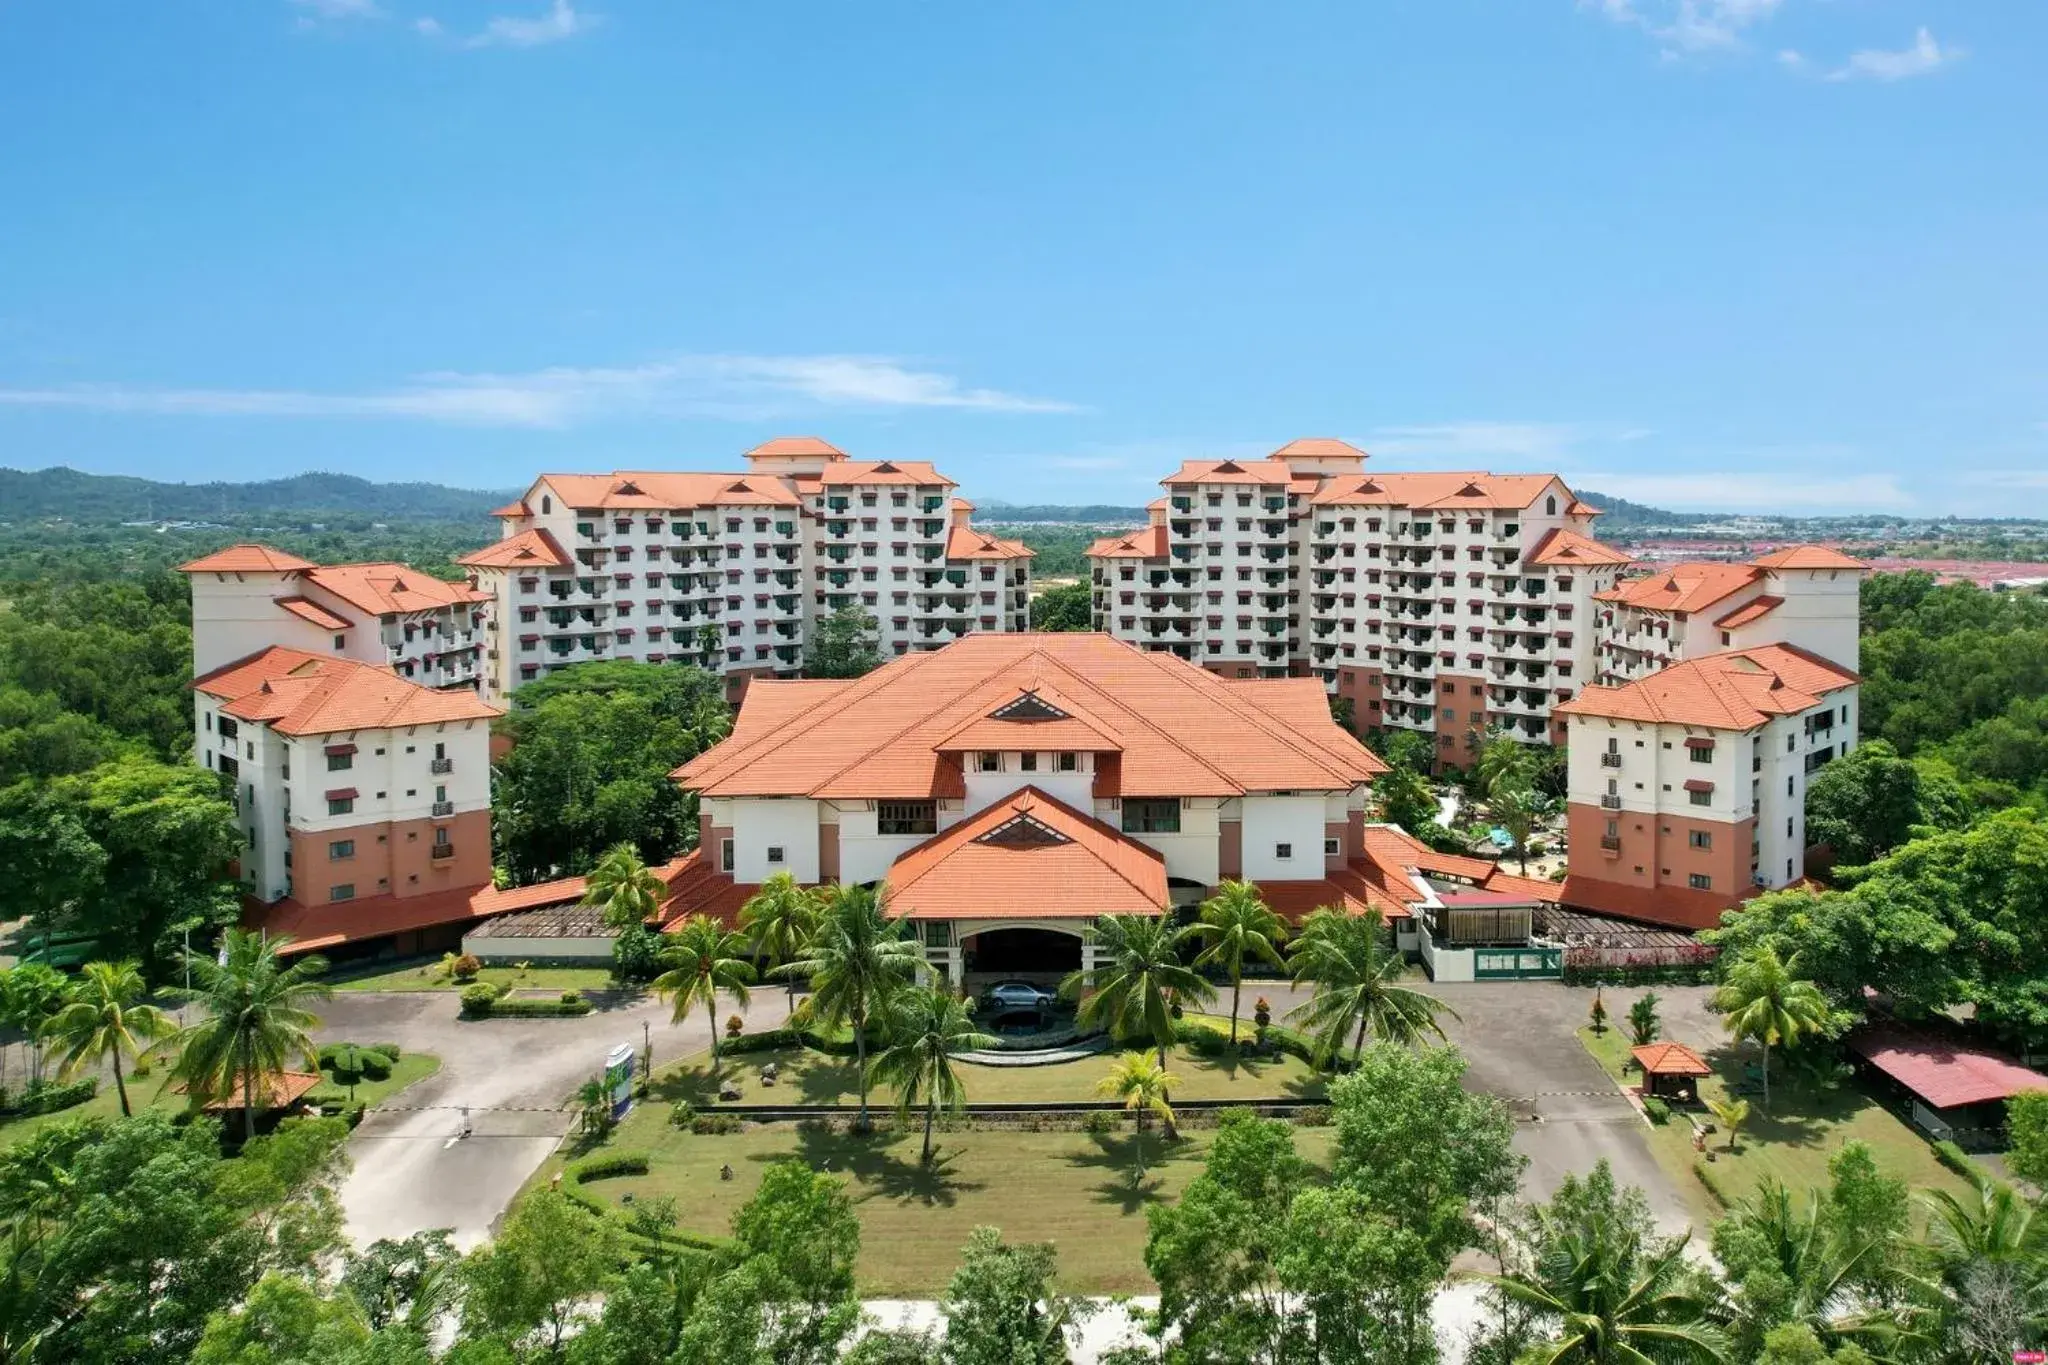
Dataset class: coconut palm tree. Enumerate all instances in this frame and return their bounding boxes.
[580,842,667,930]
[1922,1179,2048,1272]
[1486,1212,1728,1365]
[1717,1178,1887,1356]
[1712,946,1831,1113]
[1060,915,1213,1074]
[1185,881,1287,1046]
[1627,992,1662,1048]
[777,881,924,1130]
[3,963,71,1089]
[871,987,997,1165]
[1284,907,1456,1065]
[169,929,332,1142]
[1096,1050,1177,1180]
[40,960,174,1118]
[1476,728,1538,803]
[651,915,756,1075]
[1493,784,1554,874]
[738,871,819,1012]
[1708,1096,1750,1153]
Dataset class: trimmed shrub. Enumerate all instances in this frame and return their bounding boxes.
[569,1152,651,1182]
[612,924,664,982]
[369,1042,402,1061]
[1642,1096,1671,1125]
[459,983,500,1017]
[690,1114,742,1135]
[451,953,483,982]
[3,1077,98,1117]
[561,990,582,1006]
[357,1050,394,1082]
[1083,1111,1118,1134]
[487,996,593,1018]
[669,1101,695,1129]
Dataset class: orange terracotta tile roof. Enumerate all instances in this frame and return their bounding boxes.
[535,472,801,510]
[950,497,976,512]
[1260,869,1412,922]
[247,883,495,955]
[1526,528,1633,569]
[1567,499,1604,517]
[1595,561,1761,614]
[1270,437,1369,463]
[1161,458,1297,487]
[196,646,501,735]
[1632,1042,1712,1076]
[1555,643,1858,731]
[179,544,318,574]
[1307,471,1567,510]
[457,528,571,570]
[1558,874,1739,930]
[1357,823,1563,904]
[884,787,1167,920]
[814,459,954,488]
[488,500,530,518]
[273,596,352,630]
[305,563,489,615]
[945,525,1033,560]
[653,849,757,929]
[182,1070,324,1111]
[1086,525,1167,559]
[1713,595,1783,630]
[675,634,1386,801]
[468,853,700,920]
[745,436,848,460]
[1751,544,1866,571]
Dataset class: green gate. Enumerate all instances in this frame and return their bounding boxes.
[1474,947,1563,981]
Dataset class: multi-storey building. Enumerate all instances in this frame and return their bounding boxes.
[182,544,492,692]
[1556,641,1860,928]
[191,645,499,943]
[1594,546,1866,686]
[662,632,1399,984]
[461,438,1031,702]
[1087,441,1629,766]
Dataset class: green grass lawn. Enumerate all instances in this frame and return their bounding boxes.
[658,1040,1326,1109]
[306,1051,442,1111]
[553,1119,1335,1294]
[330,959,628,995]
[1577,1025,1972,1215]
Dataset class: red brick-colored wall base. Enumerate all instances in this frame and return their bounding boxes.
[1562,801,1752,928]
[289,808,492,907]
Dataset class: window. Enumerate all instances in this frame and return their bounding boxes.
[766,846,785,865]
[1055,752,1079,772]
[1689,744,1714,763]
[330,884,355,902]
[1688,789,1712,807]
[328,797,354,816]
[719,839,735,873]
[977,751,1002,773]
[327,752,353,772]
[1324,837,1341,856]
[1121,798,1181,834]
[1020,752,1038,772]
[1688,874,1712,891]
[328,839,354,861]
[877,801,937,836]
[1274,842,1293,860]
[1688,830,1712,850]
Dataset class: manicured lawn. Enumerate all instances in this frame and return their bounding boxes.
[1576,1025,1973,1214]
[330,958,628,995]
[656,1040,1326,1109]
[307,1051,442,1112]
[553,1119,1335,1294]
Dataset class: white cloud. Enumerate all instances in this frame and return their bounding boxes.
[1826,28,1961,82]
[1777,49,1806,69]
[467,0,591,49]
[1559,470,1912,512]
[0,355,1079,428]
[1363,421,1649,464]
[1584,0,1782,57]
[290,0,382,17]
[413,16,442,36]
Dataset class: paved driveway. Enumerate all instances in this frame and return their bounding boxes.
[316,987,789,1249]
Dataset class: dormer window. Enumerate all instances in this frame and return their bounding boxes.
[977,752,1002,772]
[1020,753,1038,772]
[1055,752,1079,772]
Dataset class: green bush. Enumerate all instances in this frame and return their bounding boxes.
[611,924,665,982]
[3,1077,98,1117]
[669,1100,695,1129]
[369,1042,401,1062]
[1933,1139,1999,1187]
[690,1114,742,1135]
[1082,1111,1118,1134]
[568,1152,651,1182]
[1291,1105,1334,1127]
[721,1024,859,1057]
[486,996,593,1018]
[357,1050,394,1081]
[1642,1096,1671,1125]
[459,983,499,1017]
[561,990,582,1006]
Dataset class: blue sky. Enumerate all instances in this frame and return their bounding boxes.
[1,1,2042,516]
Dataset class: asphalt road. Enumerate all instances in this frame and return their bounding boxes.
[316,986,789,1249]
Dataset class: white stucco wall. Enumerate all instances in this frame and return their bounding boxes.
[961,758,1094,814]
[726,797,821,883]
[1239,794,1331,882]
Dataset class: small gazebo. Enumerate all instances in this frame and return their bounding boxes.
[1631,1042,1712,1104]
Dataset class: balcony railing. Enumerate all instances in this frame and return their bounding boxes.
[430,842,456,861]
[1599,794,1623,810]
[1599,752,1623,768]
[430,758,454,774]
[431,800,455,817]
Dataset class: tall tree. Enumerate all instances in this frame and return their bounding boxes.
[1026,582,1093,633]
[2,961,74,1086]
[1493,785,1555,875]
[1476,729,1538,803]
[1713,945,1832,1112]
[459,1188,619,1357]
[1285,907,1456,1064]
[1372,763,1440,835]
[651,914,756,1075]
[1060,914,1213,1074]
[1186,880,1287,1045]
[677,1160,864,1365]
[739,871,820,1012]
[170,929,332,1141]
[1802,739,1970,867]
[941,1226,1091,1365]
[805,604,883,679]
[580,841,667,930]
[42,958,175,1116]
[779,882,924,1129]
[870,987,996,1165]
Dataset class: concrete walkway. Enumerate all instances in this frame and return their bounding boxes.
[315,986,788,1249]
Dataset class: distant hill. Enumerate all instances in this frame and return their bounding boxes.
[980,490,1702,529]
[1576,490,1707,529]
[0,467,514,525]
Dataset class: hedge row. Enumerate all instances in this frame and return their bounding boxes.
[460,983,592,1018]
[721,1024,860,1057]
[0,1077,98,1118]
[1561,961,1716,988]
[1173,1018,1350,1073]
[559,1152,732,1261]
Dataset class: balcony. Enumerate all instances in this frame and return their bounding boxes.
[430,842,456,862]
[1599,794,1623,810]
[431,800,455,817]
[1599,752,1622,768]
[430,757,454,774]
[1599,835,1622,852]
